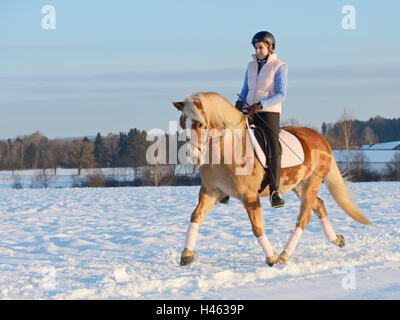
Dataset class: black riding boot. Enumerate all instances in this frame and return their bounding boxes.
[269,155,285,208]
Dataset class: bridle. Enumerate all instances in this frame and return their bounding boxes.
[181,105,247,164]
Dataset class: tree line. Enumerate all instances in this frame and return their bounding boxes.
[322,115,400,149]
[0,128,191,187]
[319,113,400,181]
[1,115,399,180]
[0,129,151,174]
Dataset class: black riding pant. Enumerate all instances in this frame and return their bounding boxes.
[254,111,281,161]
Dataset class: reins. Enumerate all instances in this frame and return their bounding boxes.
[237,94,325,179]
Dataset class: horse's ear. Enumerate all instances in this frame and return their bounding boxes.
[193,98,203,110]
[172,101,184,111]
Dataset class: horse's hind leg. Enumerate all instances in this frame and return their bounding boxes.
[242,195,278,267]
[292,184,345,249]
[312,197,345,248]
[180,186,223,266]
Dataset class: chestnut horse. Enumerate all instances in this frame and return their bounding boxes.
[172,92,370,267]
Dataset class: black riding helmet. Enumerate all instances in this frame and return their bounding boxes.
[251,31,275,49]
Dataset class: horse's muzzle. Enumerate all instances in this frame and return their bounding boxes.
[188,145,202,168]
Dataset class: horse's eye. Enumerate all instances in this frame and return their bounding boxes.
[198,123,203,128]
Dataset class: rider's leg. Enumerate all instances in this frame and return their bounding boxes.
[254,111,285,208]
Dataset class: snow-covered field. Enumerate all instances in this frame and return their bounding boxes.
[0,167,196,189]
[0,181,399,299]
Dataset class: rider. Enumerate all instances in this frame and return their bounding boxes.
[235,31,288,208]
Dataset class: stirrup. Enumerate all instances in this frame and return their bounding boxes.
[270,190,286,208]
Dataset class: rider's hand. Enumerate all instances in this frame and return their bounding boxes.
[234,100,244,111]
[246,102,262,114]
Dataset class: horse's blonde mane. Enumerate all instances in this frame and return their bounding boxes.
[183,92,243,129]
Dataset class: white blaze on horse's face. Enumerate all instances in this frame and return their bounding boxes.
[188,120,208,168]
[172,99,209,167]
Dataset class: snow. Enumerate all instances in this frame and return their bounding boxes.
[361,141,400,150]
[0,167,198,189]
[333,149,400,163]
[0,182,399,299]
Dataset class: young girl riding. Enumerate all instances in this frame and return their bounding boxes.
[235,31,288,208]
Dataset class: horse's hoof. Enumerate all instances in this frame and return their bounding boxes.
[266,253,278,267]
[277,250,290,264]
[180,248,195,266]
[332,234,345,248]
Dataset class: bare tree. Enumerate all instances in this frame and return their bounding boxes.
[30,170,56,188]
[69,138,95,175]
[281,117,301,127]
[360,126,377,146]
[48,139,65,174]
[386,153,400,181]
[338,108,355,177]
[143,163,175,187]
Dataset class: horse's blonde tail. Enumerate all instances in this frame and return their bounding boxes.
[324,157,371,225]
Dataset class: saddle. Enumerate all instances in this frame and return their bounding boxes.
[218,117,305,204]
[246,118,304,170]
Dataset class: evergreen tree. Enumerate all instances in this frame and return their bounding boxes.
[103,133,119,167]
[25,142,38,169]
[0,141,7,169]
[94,133,109,167]
[321,122,327,136]
[117,129,149,167]
[117,132,130,167]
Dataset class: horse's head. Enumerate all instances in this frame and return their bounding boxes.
[172,94,209,167]
[173,92,245,168]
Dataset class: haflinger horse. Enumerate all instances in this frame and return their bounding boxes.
[172,92,371,267]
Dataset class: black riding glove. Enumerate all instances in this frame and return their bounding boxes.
[234,100,244,111]
[244,102,262,114]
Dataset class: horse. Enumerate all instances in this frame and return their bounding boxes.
[172,92,371,267]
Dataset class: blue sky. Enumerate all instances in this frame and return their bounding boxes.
[0,0,399,139]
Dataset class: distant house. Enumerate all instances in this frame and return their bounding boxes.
[333,141,400,172]
[360,141,400,151]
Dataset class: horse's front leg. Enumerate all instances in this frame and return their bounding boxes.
[180,186,222,266]
[278,176,322,264]
[242,195,278,267]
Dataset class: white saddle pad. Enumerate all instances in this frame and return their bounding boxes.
[246,119,305,169]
